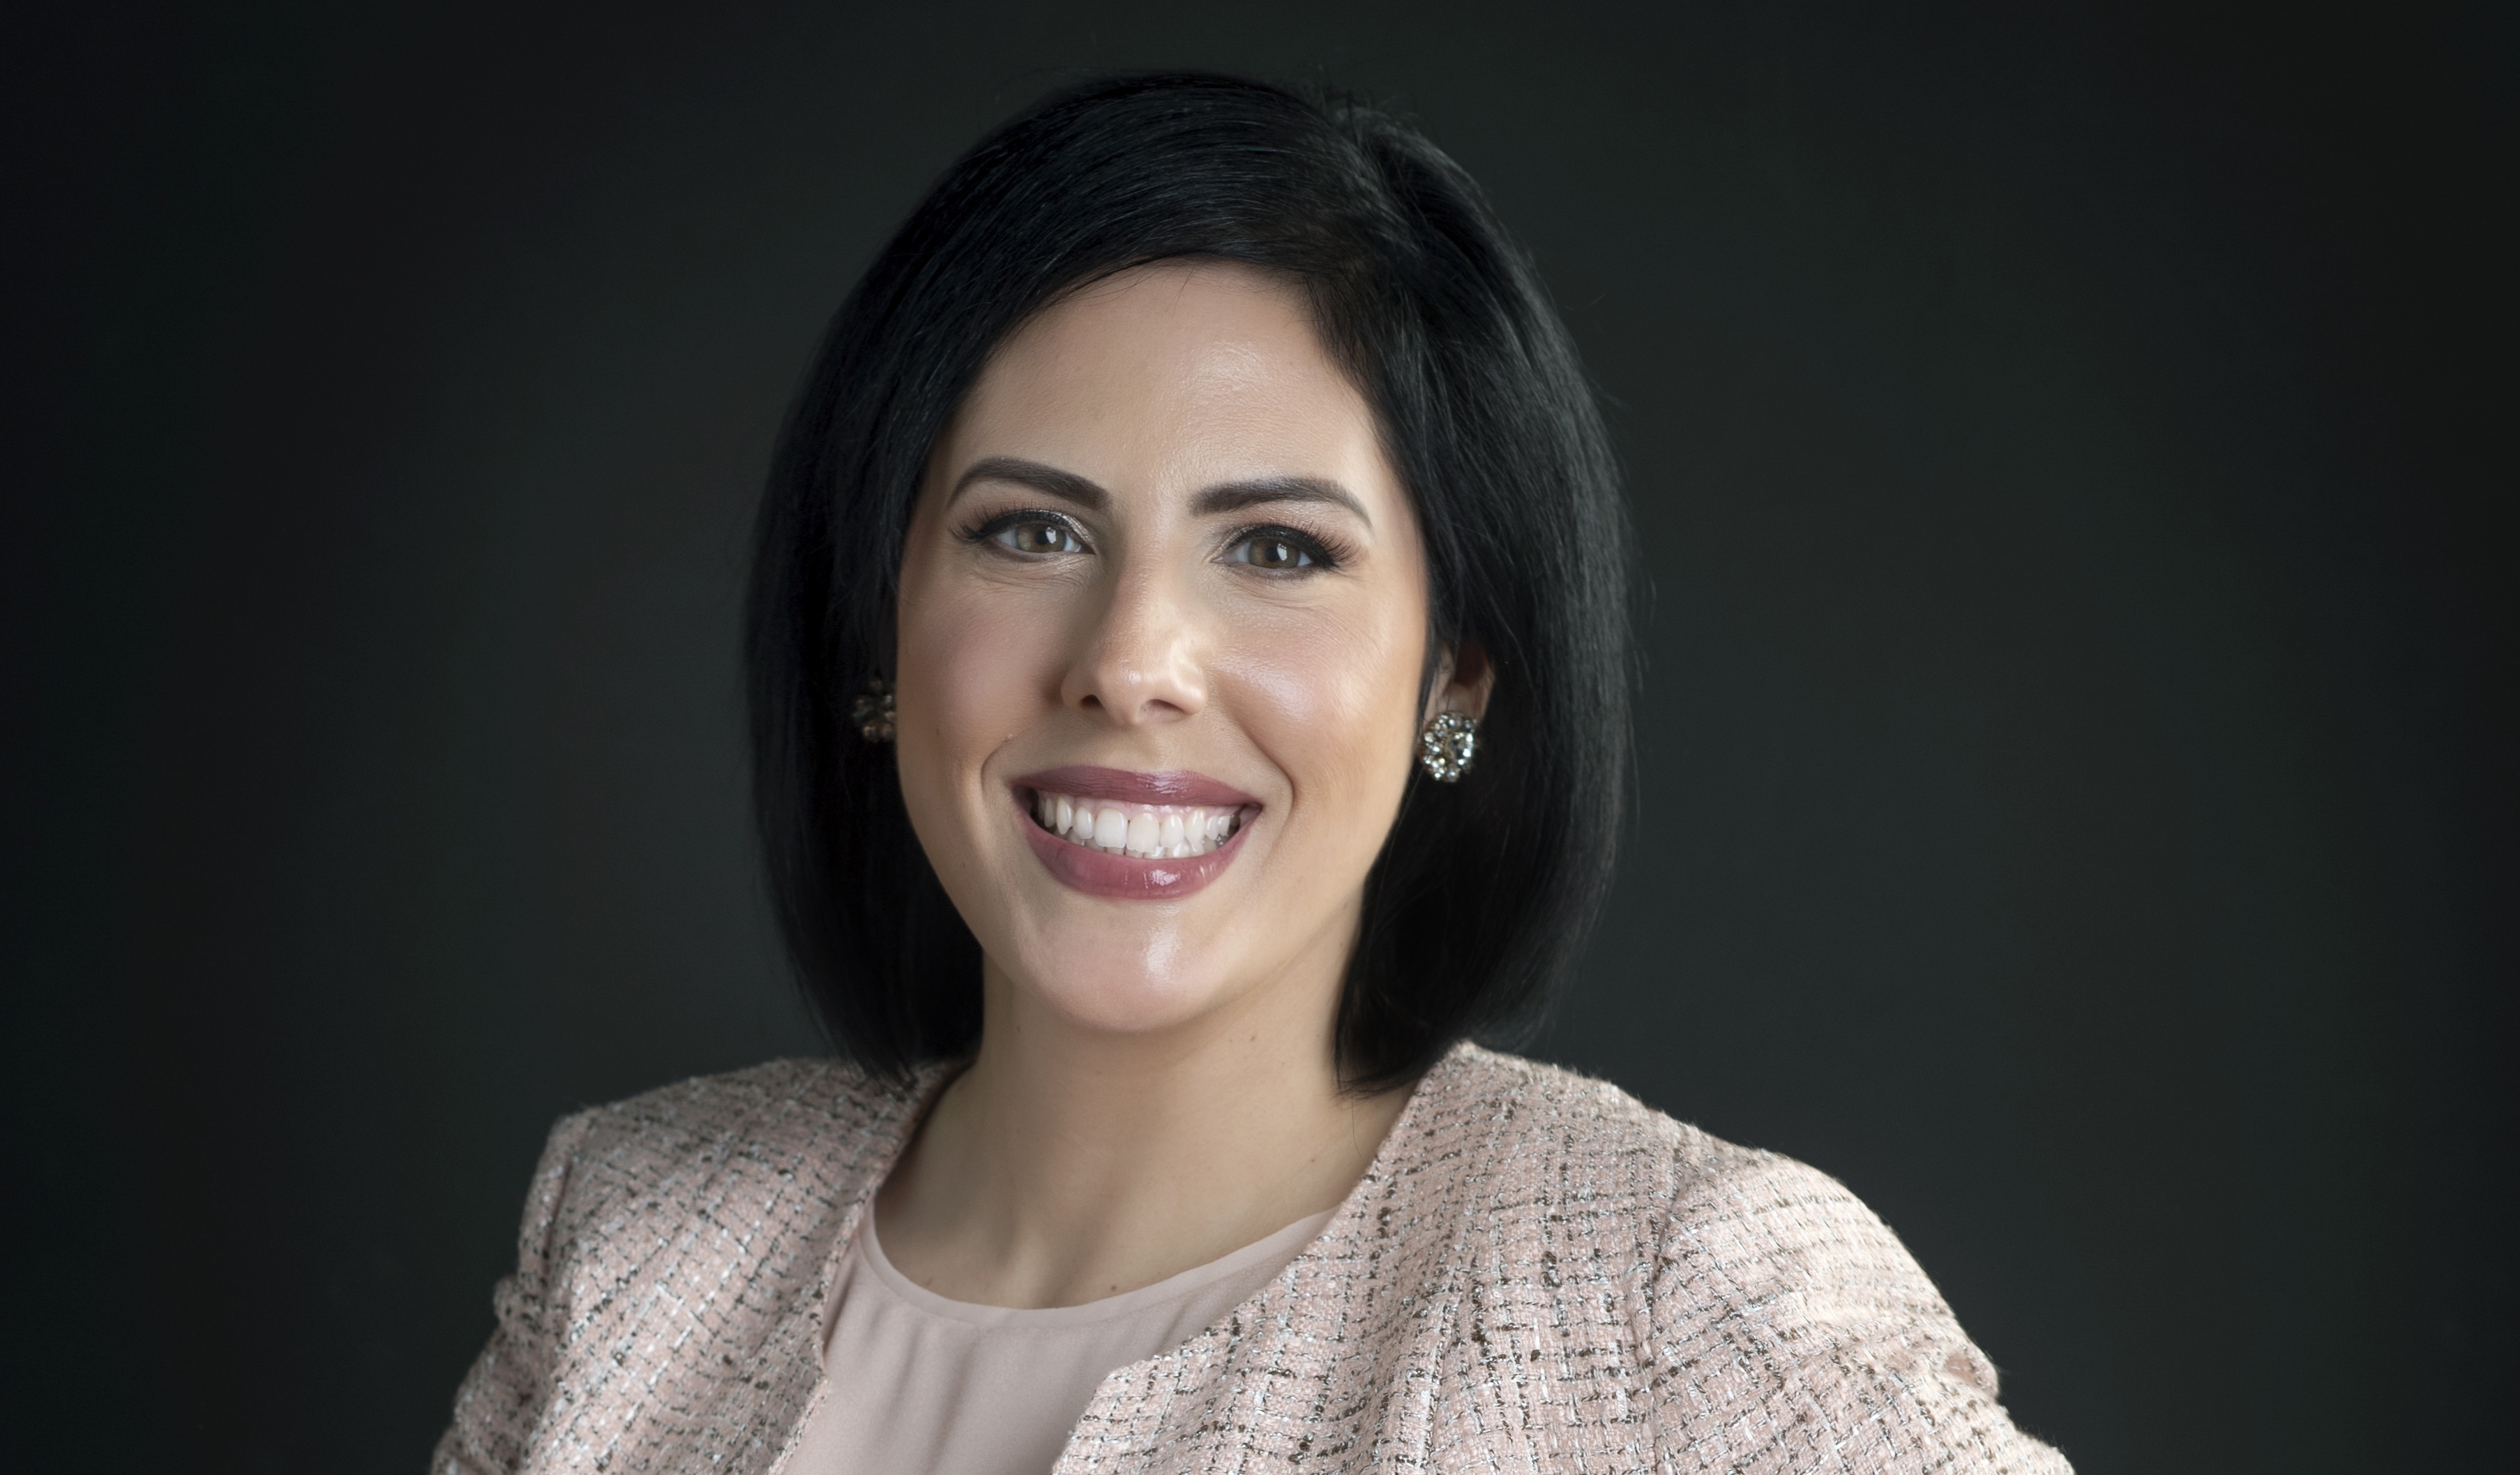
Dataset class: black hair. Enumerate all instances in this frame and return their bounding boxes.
[748,73,1632,1091]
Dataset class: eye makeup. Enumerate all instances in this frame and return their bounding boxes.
[956,507,1094,555]
[1218,522,1352,573]
[951,504,1359,576]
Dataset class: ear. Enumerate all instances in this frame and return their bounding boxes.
[1424,638,1496,725]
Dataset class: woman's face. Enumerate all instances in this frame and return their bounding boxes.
[893,260,1463,1041]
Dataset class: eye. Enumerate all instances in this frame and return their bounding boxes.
[988,516,1087,557]
[1226,529,1325,572]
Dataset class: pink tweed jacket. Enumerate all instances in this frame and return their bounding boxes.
[436,1043,2071,1473]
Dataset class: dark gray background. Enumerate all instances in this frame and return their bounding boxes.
[6,2,2510,1471]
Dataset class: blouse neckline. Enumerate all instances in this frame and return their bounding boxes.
[854,1207,1340,1330]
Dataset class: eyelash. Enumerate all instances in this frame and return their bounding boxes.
[956,511,1351,574]
[1223,524,1347,573]
[958,509,1090,557]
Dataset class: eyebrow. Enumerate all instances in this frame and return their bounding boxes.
[1191,477,1373,527]
[950,456,1373,528]
[949,456,1107,512]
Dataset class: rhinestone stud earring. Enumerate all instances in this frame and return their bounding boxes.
[851,678,896,743]
[1417,711,1478,782]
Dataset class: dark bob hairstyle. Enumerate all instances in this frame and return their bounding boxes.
[748,73,1633,1091]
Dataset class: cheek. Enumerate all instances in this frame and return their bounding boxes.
[1221,601,1424,801]
[896,577,1062,793]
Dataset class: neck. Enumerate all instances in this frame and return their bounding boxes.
[873,955,1412,1309]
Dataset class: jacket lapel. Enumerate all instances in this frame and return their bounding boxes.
[1049,1045,1501,1472]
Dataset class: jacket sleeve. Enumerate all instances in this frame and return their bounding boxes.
[432,1110,595,1475]
[1639,1149,2073,1474]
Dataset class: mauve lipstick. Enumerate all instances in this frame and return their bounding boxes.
[1012,766,1258,901]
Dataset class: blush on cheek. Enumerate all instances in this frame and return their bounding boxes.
[891,581,1071,921]
[903,592,1060,750]
[1220,630,1421,797]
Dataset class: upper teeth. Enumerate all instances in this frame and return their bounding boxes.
[1031,791,1244,858]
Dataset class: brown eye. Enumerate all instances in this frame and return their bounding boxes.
[1230,531,1320,570]
[992,518,1085,556]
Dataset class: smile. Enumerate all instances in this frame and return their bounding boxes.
[1027,792,1246,858]
[1011,766,1258,900]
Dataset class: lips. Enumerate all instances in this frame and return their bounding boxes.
[1011,766,1258,901]
[1016,766,1257,808]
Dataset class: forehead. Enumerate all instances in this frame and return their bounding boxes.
[939,262,1401,513]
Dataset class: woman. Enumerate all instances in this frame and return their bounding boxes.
[437,74,2069,1474]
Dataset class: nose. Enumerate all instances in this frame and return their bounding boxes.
[1062,562,1208,726]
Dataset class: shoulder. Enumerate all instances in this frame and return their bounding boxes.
[1422,1043,1775,1223]
[1426,1047,2065,1469]
[1431,1044,2002,1391]
[566,1054,908,1149]
[534,1057,935,1237]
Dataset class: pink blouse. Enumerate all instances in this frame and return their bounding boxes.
[784,1209,1337,1474]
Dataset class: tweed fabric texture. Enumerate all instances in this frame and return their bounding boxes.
[435,1044,2072,1474]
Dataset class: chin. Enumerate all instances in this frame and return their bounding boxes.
[1010,936,1238,1038]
